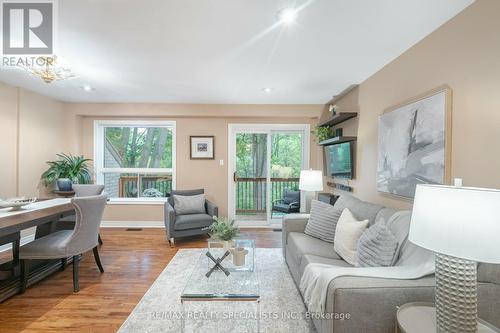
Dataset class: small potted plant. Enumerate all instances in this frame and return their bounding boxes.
[312,126,332,142]
[41,153,92,191]
[209,216,239,252]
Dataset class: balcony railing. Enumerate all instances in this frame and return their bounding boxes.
[235,177,299,214]
[119,175,172,198]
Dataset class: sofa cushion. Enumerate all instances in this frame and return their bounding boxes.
[304,200,343,243]
[287,232,340,266]
[174,213,213,231]
[357,222,399,267]
[334,208,369,266]
[173,194,206,215]
[334,194,384,225]
[300,254,352,278]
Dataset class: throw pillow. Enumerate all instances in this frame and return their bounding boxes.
[173,194,206,215]
[357,222,399,267]
[304,200,343,243]
[333,208,369,266]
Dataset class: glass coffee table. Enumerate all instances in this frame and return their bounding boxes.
[180,241,260,332]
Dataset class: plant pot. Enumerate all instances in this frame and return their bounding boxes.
[56,178,73,191]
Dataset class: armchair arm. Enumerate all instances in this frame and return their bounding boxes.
[164,202,176,238]
[206,200,218,217]
[282,214,310,257]
[272,199,285,205]
[288,201,300,209]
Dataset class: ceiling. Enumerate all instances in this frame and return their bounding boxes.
[0,0,475,104]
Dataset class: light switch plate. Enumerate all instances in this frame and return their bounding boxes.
[219,159,224,166]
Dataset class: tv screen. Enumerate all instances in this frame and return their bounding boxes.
[324,142,353,179]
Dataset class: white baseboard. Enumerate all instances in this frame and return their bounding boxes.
[100,220,165,228]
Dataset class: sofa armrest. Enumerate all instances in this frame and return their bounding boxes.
[206,200,218,217]
[322,276,435,333]
[164,202,176,238]
[282,214,309,256]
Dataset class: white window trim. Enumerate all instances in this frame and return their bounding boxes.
[94,120,176,202]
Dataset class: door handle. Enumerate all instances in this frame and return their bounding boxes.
[233,172,237,182]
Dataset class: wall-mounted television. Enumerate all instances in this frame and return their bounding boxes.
[324,142,354,179]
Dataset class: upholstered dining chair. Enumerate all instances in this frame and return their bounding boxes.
[19,194,107,293]
[73,184,105,246]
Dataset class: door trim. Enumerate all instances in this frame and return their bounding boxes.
[227,123,310,226]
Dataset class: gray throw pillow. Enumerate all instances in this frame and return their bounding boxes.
[173,194,206,215]
[304,200,343,243]
[357,222,399,267]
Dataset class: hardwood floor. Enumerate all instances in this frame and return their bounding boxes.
[0,228,282,333]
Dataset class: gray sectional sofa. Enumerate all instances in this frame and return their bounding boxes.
[282,194,500,333]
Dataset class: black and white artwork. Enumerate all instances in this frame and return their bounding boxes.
[377,90,448,198]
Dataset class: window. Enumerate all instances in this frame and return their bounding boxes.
[94,120,176,201]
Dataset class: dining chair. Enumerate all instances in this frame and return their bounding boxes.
[19,194,107,293]
[73,184,105,246]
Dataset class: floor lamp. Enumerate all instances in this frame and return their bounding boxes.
[409,184,500,332]
[299,169,323,213]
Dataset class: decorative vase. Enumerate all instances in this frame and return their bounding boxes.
[56,178,73,191]
[231,247,249,266]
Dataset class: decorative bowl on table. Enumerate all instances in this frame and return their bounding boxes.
[0,197,37,211]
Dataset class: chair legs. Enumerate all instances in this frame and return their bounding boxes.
[73,255,79,292]
[20,259,30,294]
[93,246,104,273]
[168,238,175,248]
[98,234,103,246]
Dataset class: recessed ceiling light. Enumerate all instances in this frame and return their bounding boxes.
[262,87,273,93]
[81,85,94,92]
[277,7,298,25]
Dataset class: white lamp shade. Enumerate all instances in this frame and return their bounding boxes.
[409,184,500,264]
[299,170,323,191]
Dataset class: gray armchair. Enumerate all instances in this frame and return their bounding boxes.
[164,189,218,247]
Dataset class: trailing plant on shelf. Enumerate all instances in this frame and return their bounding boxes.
[41,153,92,189]
[312,126,332,142]
[209,216,239,241]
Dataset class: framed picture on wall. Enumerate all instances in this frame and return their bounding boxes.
[376,86,452,199]
[190,136,215,159]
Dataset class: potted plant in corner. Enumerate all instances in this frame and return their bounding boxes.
[209,216,239,253]
[41,153,92,191]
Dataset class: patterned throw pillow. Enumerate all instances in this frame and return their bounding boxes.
[357,222,399,267]
[304,200,343,243]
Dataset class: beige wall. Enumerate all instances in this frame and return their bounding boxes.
[0,82,65,199]
[321,0,500,210]
[64,104,323,222]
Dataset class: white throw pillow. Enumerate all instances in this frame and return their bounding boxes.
[334,208,369,266]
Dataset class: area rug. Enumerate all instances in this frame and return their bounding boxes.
[118,248,316,333]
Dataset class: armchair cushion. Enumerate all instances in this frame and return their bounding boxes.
[283,189,300,205]
[174,214,213,231]
[272,203,293,213]
[168,189,204,207]
[173,194,206,215]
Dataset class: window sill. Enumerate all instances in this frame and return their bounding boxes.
[107,198,168,205]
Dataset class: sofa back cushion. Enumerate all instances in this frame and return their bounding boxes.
[173,194,206,215]
[357,222,399,267]
[334,208,369,266]
[334,194,384,226]
[304,200,343,243]
[168,189,205,207]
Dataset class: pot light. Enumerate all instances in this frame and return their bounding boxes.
[262,87,273,93]
[277,7,298,25]
[81,85,94,92]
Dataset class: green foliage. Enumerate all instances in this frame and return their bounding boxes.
[105,127,173,168]
[41,153,92,186]
[312,126,332,142]
[209,216,239,241]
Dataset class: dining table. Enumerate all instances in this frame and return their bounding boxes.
[0,198,75,302]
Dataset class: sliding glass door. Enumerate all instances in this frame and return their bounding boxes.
[228,124,309,226]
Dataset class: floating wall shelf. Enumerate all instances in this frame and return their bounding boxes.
[318,136,357,146]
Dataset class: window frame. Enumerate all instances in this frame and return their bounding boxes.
[93,120,176,203]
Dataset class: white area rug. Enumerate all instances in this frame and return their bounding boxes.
[118,248,316,333]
